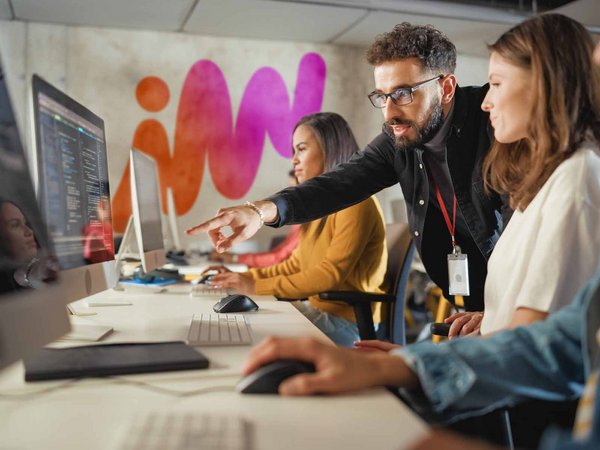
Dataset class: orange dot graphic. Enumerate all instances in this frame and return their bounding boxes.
[136,76,169,112]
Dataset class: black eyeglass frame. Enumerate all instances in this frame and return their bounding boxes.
[367,74,445,108]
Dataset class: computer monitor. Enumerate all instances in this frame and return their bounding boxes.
[31,75,117,304]
[129,149,165,273]
[0,61,70,369]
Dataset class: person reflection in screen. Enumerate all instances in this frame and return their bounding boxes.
[0,198,57,292]
[83,195,115,264]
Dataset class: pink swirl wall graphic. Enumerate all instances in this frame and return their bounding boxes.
[112,53,326,232]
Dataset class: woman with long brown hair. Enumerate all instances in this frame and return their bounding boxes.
[440,13,600,336]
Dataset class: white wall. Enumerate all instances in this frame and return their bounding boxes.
[0,20,489,251]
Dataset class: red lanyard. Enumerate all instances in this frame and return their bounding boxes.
[429,174,457,248]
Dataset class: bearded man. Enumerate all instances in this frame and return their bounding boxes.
[189,23,510,315]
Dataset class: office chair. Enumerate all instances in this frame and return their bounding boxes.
[429,290,464,342]
[318,222,415,344]
[425,296,514,448]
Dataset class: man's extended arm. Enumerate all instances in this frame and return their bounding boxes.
[187,133,399,251]
[266,134,399,226]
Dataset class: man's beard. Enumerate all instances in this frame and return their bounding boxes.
[383,101,445,151]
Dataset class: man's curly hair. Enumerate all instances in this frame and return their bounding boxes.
[366,22,456,74]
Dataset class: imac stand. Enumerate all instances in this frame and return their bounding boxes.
[112,216,168,294]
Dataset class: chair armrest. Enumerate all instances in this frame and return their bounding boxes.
[275,297,307,302]
[319,291,395,305]
[430,322,450,336]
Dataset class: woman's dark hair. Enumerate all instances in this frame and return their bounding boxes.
[293,112,360,173]
[0,199,38,262]
[483,13,600,210]
[293,112,360,236]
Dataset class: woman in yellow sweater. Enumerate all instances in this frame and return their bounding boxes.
[210,112,387,347]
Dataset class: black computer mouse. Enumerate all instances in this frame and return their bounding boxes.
[213,294,259,313]
[196,274,214,285]
[236,360,316,394]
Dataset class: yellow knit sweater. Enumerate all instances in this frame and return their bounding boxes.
[247,196,387,324]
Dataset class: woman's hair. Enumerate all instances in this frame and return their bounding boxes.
[0,199,38,257]
[293,112,360,235]
[483,13,600,210]
[293,112,360,174]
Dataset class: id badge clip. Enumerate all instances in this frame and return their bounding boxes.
[448,245,470,296]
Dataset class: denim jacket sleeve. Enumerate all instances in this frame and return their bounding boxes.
[392,283,593,424]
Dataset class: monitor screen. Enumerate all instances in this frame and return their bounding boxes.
[0,64,70,369]
[32,75,117,301]
[130,149,165,273]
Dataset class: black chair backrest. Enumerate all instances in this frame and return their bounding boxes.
[382,223,415,345]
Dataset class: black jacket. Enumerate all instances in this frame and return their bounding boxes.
[268,85,510,311]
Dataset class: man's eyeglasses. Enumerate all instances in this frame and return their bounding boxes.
[368,75,444,108]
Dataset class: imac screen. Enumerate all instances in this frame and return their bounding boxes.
[32,75,114,270]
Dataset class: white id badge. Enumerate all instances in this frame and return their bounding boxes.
[448,249,470,296]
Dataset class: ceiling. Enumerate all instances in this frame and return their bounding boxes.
[0,0,598,56]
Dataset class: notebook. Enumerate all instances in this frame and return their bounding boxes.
[23,341,209,382]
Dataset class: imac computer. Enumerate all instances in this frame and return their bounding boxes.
[0,59,70,369]
[31,75,118,304]
[129,148,166,274]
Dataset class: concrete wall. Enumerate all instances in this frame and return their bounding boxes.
[0,20,488,251]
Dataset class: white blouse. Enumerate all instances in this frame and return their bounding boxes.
[481,143,600,335]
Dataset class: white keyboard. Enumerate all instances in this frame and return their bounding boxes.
[187,313,253,346]
[190,285,231,297]
[119,412,254,450]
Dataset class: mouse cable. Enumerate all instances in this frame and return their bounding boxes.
[105,377,236,397]
[0,378,235,401]
[0,378,81,400]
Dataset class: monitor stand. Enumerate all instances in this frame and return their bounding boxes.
[114,216,138,275]
[111,216,166,294]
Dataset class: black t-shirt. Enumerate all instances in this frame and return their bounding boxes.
[423,104,471,246]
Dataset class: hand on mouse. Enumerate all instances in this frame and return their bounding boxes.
[242,336,418,396]
[211,272,256,295]
[201,265,231,275]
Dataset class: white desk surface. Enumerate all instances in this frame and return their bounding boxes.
[0,284,428,450]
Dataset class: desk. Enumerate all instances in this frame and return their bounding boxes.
[0,285,428,449]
